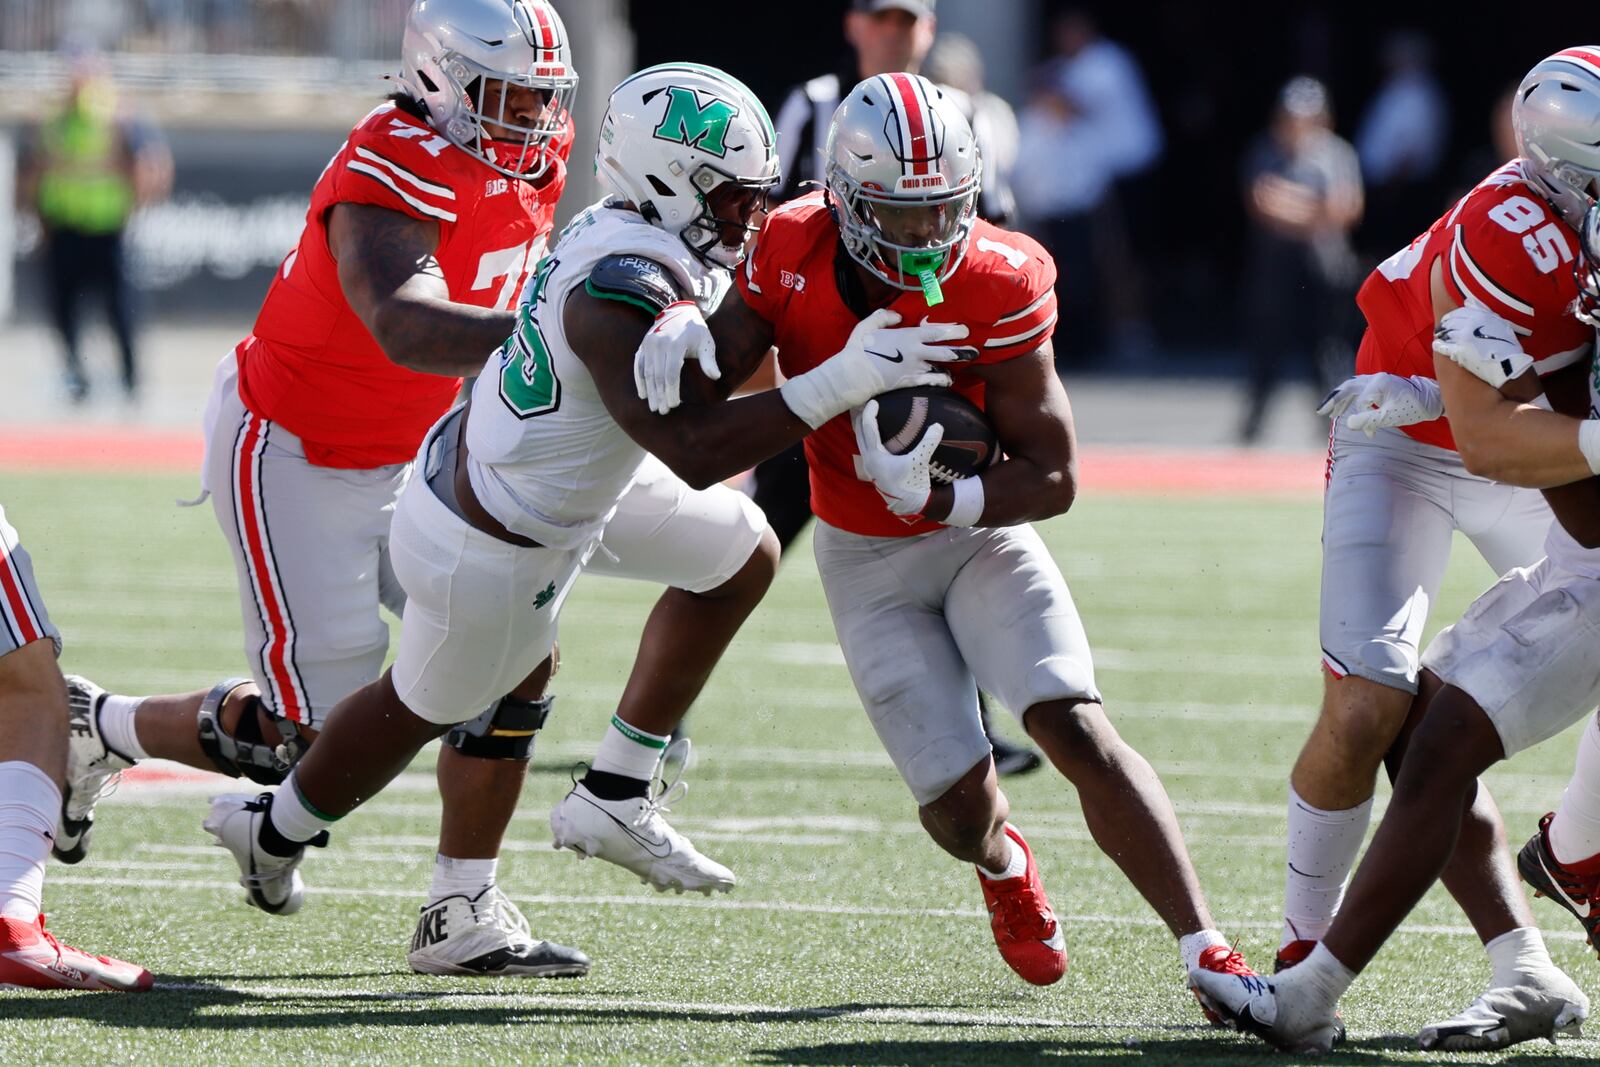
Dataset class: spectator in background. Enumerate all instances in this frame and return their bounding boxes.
[1237,77,1363,443]
[1355,31,1447,263]
[923,32,1019,220]
[17,51,172,404]
[1014,9,1161,366]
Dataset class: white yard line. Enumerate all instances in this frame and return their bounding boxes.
[45,873,1592,944]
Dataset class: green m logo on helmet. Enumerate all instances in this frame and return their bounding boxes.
[651,86,740,158]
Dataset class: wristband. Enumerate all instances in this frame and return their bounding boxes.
[943,475,985,527]
[1579,420,1600,476]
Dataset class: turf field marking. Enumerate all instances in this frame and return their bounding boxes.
[45,873,1593,944]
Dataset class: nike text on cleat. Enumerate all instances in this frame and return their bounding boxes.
[1419,971,1589,1052]
[55,675,135,864]
[549,741,734,895]
[977,825,1067,986]
[202,792,327,916]
[1519,813,1600,956]
[0,915,152,991]
[1186,967,1346,1054]
[407,887,591,978]
[1190,945,1259,1027]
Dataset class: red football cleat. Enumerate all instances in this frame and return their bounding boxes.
[1191,943,1259,1025]
[1274,938,1317,973]
[0,915,153,991]
[1519,812,1600,957]
[976,825,1067,986]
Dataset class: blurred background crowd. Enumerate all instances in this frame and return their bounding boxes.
[0,0,1573,443]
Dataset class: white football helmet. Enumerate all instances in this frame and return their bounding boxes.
[1574,203,1600,326]
[1514,47,1600,227]
[397,0,578,181]
[824,73,982,297]
[595,63,779,269]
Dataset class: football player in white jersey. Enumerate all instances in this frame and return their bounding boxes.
[1193,203,1600,1053]
[201,64,967,911]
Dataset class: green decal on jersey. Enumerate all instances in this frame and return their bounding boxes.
[651,86,740,158]
[498,254,562,419]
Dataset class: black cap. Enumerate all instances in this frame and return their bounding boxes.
[851,0,936,17]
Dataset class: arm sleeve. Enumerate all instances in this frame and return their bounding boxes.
[329,122,463,225]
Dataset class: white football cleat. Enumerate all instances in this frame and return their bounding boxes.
[55,675,136,864]
[550,740,734,895]
[1419,969,1588,1051]
[1187,965,1346,1054]
[407,887,592,978]
[202,792,325,915]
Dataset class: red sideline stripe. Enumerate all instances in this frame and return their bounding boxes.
[235,416,305,724]
[1,430,1328,496]
[0,542,41,645]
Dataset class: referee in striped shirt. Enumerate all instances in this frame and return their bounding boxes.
[756,0,1037,774]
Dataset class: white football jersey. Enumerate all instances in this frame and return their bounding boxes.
[466,199,729,548]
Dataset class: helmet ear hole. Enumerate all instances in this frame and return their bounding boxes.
[417,69,440,94]
[646,174,676,198]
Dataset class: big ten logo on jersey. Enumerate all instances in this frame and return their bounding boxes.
[1488,195,1574,274]
[485,178,510,197]
[780,269,806,292]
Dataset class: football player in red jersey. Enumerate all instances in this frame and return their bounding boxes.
[57,0,591,977]
[633,72,1258,1004]
[1194,49,1600,1053]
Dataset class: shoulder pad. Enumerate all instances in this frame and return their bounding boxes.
[585,254,687,316]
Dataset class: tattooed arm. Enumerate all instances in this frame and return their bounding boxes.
[327,202,515,377]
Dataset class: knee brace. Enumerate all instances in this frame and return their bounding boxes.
[445,693,553,761]
[195,678,308,785]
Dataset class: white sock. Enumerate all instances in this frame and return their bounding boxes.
[589,715,668,781]
[1550,714,1600,865]
[1282,786,1372,946]
[0,762,59,922]
[978,833,1026,881]
[1179,929,1229,972]
[1485,926,1555,986]
[97,694,149,762]
[1274,943,1357,1019]
[268,773,336,844]
[429,855,498,902]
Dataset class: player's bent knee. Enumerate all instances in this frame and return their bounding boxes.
[1318,672,1415,755]
[1023,697,1114,755]
[445,693,553,761]
[1392,687,1500,798]
[196,678,307,784]
[0,639,67,708]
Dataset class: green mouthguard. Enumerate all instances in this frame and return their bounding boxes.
[902,250,946,307]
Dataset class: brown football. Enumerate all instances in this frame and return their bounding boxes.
[872,386,998,483]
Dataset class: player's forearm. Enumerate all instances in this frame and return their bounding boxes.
[1467,405,1595,488]
[924,455,1077,527]
[372,295,516,378]
[646,391,812,490]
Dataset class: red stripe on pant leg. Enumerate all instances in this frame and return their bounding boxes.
[0,544,40,645]
[236,415,305,723]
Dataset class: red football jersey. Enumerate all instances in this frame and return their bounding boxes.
[240,102,571,468]
[738,193,1058,537]
[1355,159,1592,451]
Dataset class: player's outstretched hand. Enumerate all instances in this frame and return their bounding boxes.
[1316,372,1443,437]
[634,301,719,414]
[852,399,942,518]
[780,309,969,429]
[1432,306,1534,389]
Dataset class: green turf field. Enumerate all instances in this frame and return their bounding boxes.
[1,470,1595,1065]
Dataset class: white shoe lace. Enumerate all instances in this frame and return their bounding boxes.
[480,888,534,949]
[69,768,122,819]
[632,737,692,832]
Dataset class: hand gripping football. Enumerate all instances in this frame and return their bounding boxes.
[871,386,998,483]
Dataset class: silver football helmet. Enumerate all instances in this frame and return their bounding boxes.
[1514,47,1600,227]
[397,0,578,181]
[595,63,779,269]
[824,73,982,298]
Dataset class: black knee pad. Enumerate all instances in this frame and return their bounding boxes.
[196,678,307,785]
[445,694,553,761]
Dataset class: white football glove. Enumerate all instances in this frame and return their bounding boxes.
[1432,305,1534,389]
[780,309,969,429]
[852,399,942,517]
[1316,372,1444,436]
[633,301,719,415]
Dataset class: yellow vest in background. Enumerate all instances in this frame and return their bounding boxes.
[36,86,134,235]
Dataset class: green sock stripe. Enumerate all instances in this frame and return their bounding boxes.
[291,777,341,824]
[610,715,668,750]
